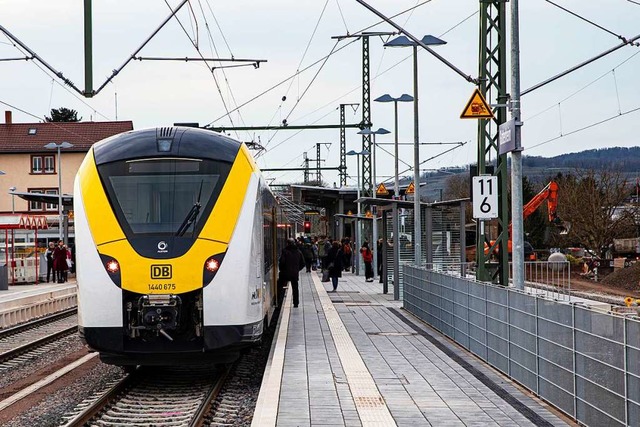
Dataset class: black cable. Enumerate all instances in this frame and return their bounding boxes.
[525,50,640,121]
[528,105,640,150]
[205,0,433,126]
[163,0,237,134]
[545,0,629,42]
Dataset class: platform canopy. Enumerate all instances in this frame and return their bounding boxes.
[10,191,73,207]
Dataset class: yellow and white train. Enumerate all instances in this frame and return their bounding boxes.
[73,127,288,366]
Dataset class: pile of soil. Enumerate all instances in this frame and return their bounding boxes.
[600,263,640,291]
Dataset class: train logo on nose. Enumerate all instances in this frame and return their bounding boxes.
[157,241,168,252]
[151,264,172,279]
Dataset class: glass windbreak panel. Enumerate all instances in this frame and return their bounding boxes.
[99,158,231,236]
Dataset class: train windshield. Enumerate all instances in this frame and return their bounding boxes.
[99,158,231,236]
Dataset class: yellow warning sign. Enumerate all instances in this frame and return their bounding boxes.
[376,183,389,196]
[460,88,494,119]
[405,182,415,194]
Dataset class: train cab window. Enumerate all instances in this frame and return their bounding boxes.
[98,158,231,237]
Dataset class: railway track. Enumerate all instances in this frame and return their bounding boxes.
[0,309,78,368]
[60,365,229,427]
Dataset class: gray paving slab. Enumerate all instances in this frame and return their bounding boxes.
[272,270,572,426]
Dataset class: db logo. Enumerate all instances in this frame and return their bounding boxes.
[151,265,172,279]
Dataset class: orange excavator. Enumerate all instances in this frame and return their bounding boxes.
[479,181,571,261]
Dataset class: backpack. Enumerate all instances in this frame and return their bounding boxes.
[343,243,351,255]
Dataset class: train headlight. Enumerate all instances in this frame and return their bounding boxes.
[99,254,122,287]
[205,258,219,272]
[203,252,226,287]
[106,259,120,273]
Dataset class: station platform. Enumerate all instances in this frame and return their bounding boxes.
[0,280,77,329]
[253,271,571,427]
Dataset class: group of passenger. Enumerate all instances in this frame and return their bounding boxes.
[45,240,73,283]
[278,235,386,306]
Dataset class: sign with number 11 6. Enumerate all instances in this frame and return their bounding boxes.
[472,176,498,219]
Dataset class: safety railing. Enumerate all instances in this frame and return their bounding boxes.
[510,260,572,302]
[403,264,640,427]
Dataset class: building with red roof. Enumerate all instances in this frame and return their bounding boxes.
[0,110,133,218]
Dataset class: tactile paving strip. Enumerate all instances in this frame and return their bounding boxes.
[311,274,396,426]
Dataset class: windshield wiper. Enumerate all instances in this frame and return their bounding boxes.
[175,180,204,237]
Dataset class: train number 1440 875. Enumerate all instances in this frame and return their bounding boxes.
[148,283,176,291]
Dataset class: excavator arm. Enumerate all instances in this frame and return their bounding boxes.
[514,180,570,234]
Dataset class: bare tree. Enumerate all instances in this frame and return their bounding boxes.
[554,169,637,257]
[444,173,469,200]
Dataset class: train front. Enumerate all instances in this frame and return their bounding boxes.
[74,127,267,366]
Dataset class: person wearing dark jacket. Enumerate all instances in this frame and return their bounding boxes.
[278,238,305,307]
[301,240,314,273]
[45,241,55,282]
[326,241,344,292]
[52,240,68,283]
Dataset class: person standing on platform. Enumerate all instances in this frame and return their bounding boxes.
[326,241,344,292]
[342,237,352,272]
[53,240,68,283]
[301,239,314,273]
[360,241,374,282]
[45,241,55,283]
[323,237,332,270]
[311,238,319,271]
[278,238,305,308]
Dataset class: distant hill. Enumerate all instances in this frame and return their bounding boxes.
[420,146,640,201]
[522,147,640,172]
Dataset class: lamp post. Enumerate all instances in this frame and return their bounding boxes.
[346,149,369,276]
[384,34,446,266]
[9,187,16,213]
[44,142,74,243]
[374,94,413,201]
[357,127,390,279]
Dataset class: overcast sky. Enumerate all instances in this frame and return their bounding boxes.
[2,0,639,186]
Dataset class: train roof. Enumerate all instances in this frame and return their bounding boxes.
[92,127,242,165]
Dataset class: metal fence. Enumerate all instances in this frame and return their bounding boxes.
[382,201,466,300]
[403,264,640,427]
[510,260,572,302]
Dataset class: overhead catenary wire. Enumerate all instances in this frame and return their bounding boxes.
[528,105,640,151]
[195,0,252,140]
[266,41,339,148]
[525,50,640,121]
[283,9,477,130]
[545,0,630,42]
[1,33,112,121]
[203,0,234,57]
[262,0,331,142]
[204,0,434,126]
[162,0,239,138]
[0,98,110,144]
[335,0,350,34]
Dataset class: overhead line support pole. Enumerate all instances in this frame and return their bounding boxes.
[511,0,525,290]
[340,105,347,186]
[83,0,93,97]
[316,143,322,183]
[362,37,373,198]
[476,0,509,286]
